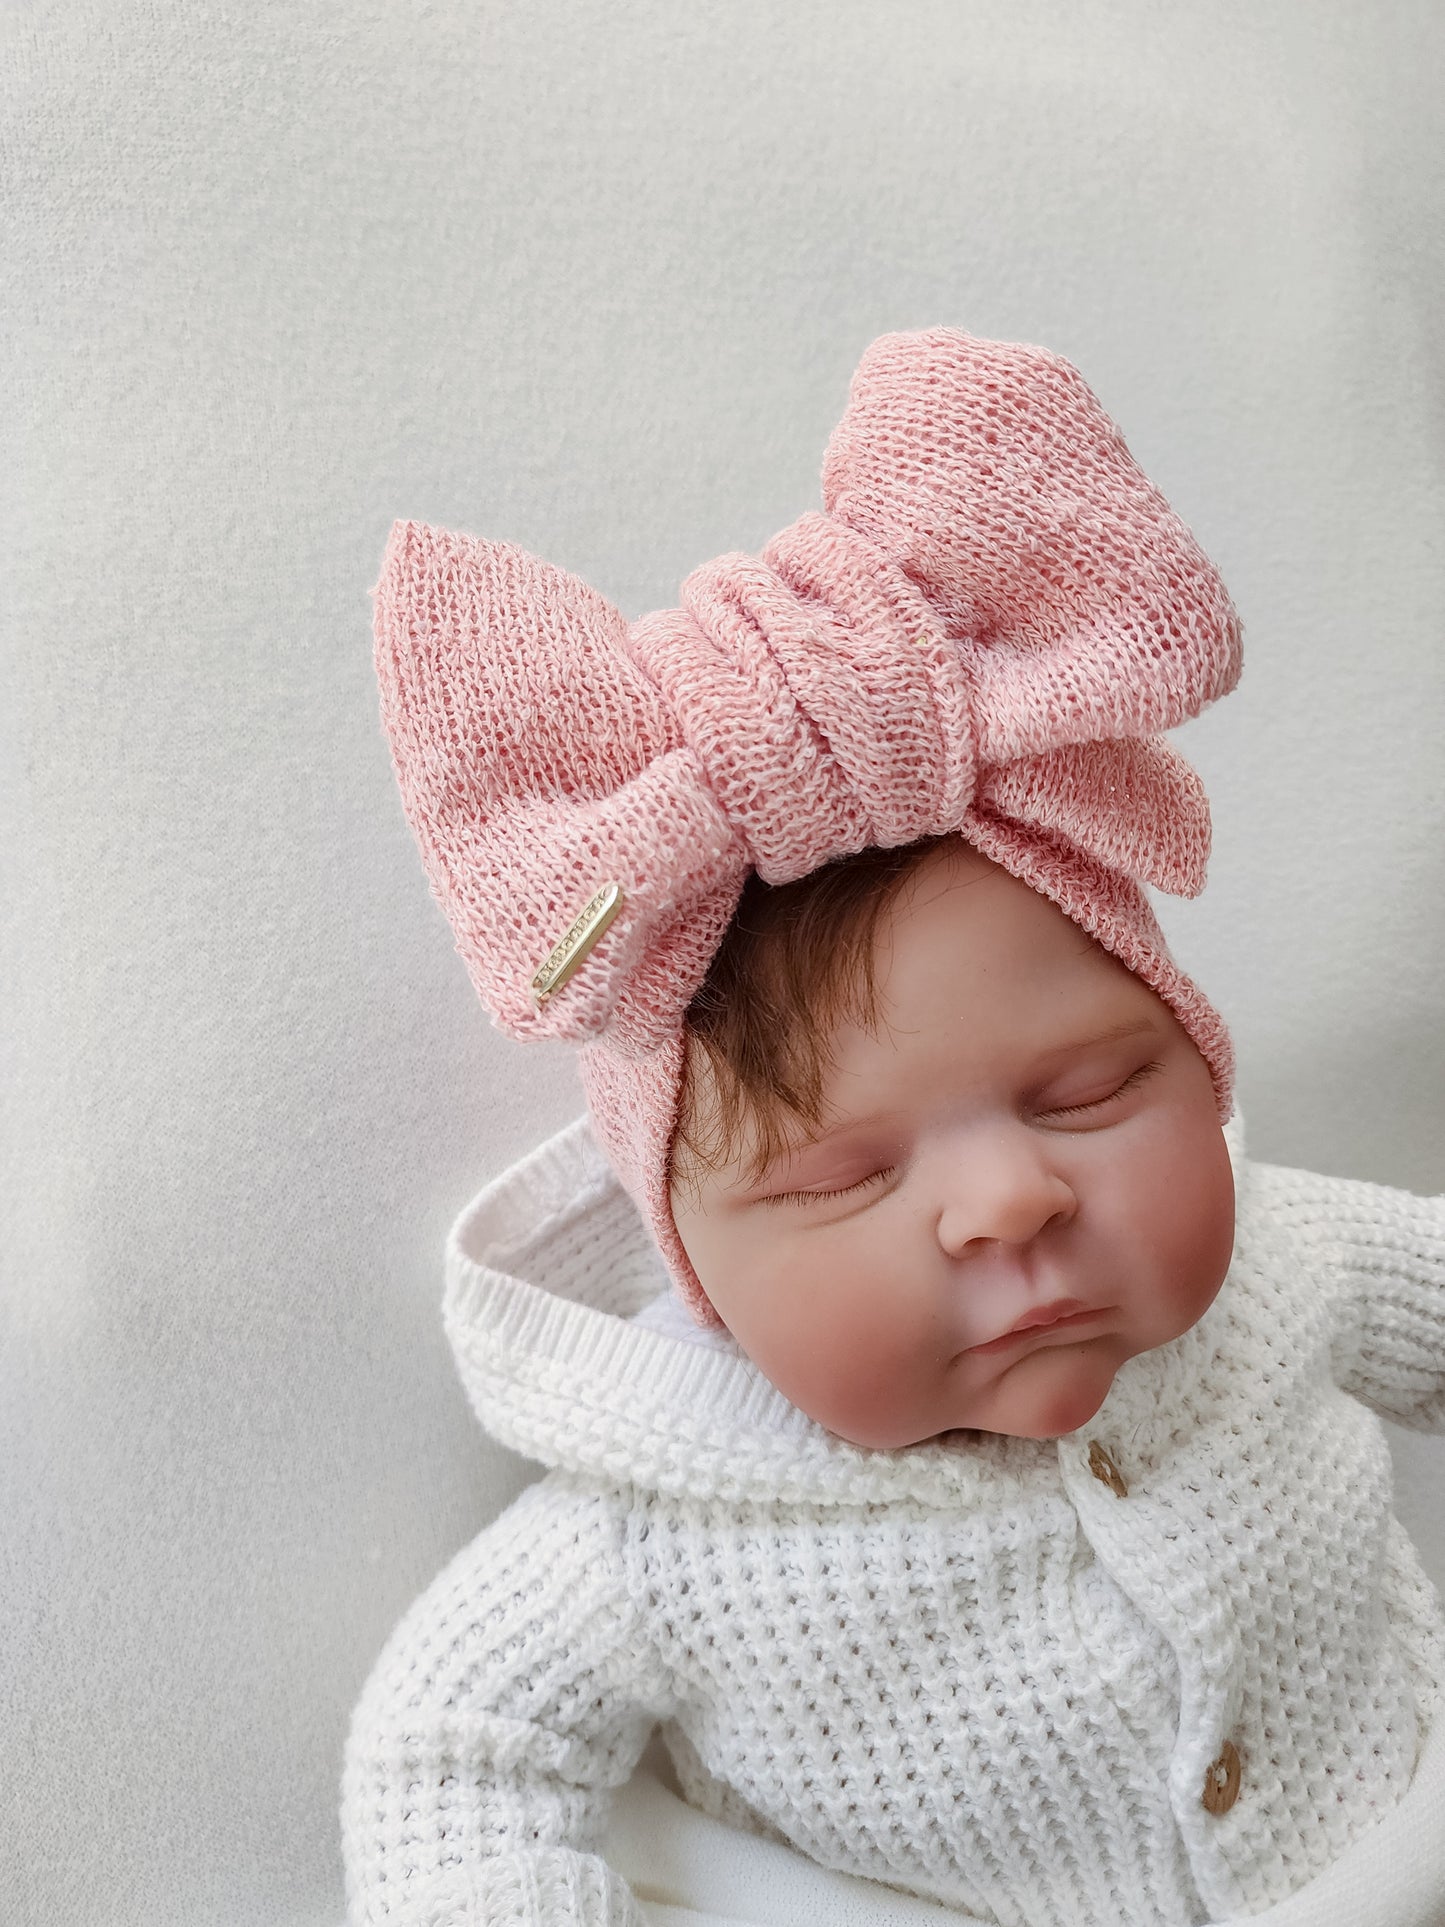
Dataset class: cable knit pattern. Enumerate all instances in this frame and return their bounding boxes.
[341,1116,1445,1927]
[369,327,1241,1320]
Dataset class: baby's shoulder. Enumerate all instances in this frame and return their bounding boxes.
[1237,1156,1442,1253]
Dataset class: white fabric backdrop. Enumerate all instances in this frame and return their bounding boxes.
[4,3,1442,1923]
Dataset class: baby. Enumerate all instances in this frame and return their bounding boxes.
[341,330,1445,1927]
[667,834,1235,1452]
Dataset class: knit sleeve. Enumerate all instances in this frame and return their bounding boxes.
[340,1471,667,1927]
[1289,1166,1445,1431]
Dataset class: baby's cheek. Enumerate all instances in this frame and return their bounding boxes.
[1152,1139,1236,1328]
[784,1310,939,1448]
[805,1319,901,1414]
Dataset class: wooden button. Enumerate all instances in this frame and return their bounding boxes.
[1087,1441,1129,1498]
[1202,1740,1242,1815]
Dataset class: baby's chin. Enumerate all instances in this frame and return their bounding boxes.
[914,1344,1123,1446]
[973,1345,1122,1440]
[793,1342,1133,1451]
[836,1373,1116,1451]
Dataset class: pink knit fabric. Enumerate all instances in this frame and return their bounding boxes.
[372,328,1243,1321]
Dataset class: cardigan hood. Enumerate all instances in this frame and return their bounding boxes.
[442,1111,1251,1508]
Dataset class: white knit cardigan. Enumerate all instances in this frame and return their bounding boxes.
[340,1116,1445,1927]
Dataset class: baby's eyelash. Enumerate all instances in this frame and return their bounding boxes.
[763,1168,894,1208]
[762,1065,1163,1204]
[1042,1061,1162,1117]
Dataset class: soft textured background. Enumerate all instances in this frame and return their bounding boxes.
[4,2,1442,1923]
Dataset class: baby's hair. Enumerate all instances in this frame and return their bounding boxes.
[669,832,959,1203]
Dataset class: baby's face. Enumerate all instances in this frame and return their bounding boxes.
[670,841,1236,1448]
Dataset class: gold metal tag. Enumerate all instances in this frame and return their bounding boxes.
[530,882,625,1007]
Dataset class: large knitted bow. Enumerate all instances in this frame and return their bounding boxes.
[373,329,1241,1058]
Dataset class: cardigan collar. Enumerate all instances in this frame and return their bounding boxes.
[442,1110,1248,1507]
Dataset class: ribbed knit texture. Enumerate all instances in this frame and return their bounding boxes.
[370,327,1243,1319]
[340,1116,1445,1927]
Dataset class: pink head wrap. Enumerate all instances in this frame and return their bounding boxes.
[372,328,1242,1322]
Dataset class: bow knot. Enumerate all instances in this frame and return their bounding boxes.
[631,512,974,880]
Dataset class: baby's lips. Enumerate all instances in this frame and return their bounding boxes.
[963,1300,1105,1354]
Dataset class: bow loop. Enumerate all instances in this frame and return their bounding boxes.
[822,329,1241,759]
[373,519,744,1049]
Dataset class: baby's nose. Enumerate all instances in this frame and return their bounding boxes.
[934,1143,1077,1252]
